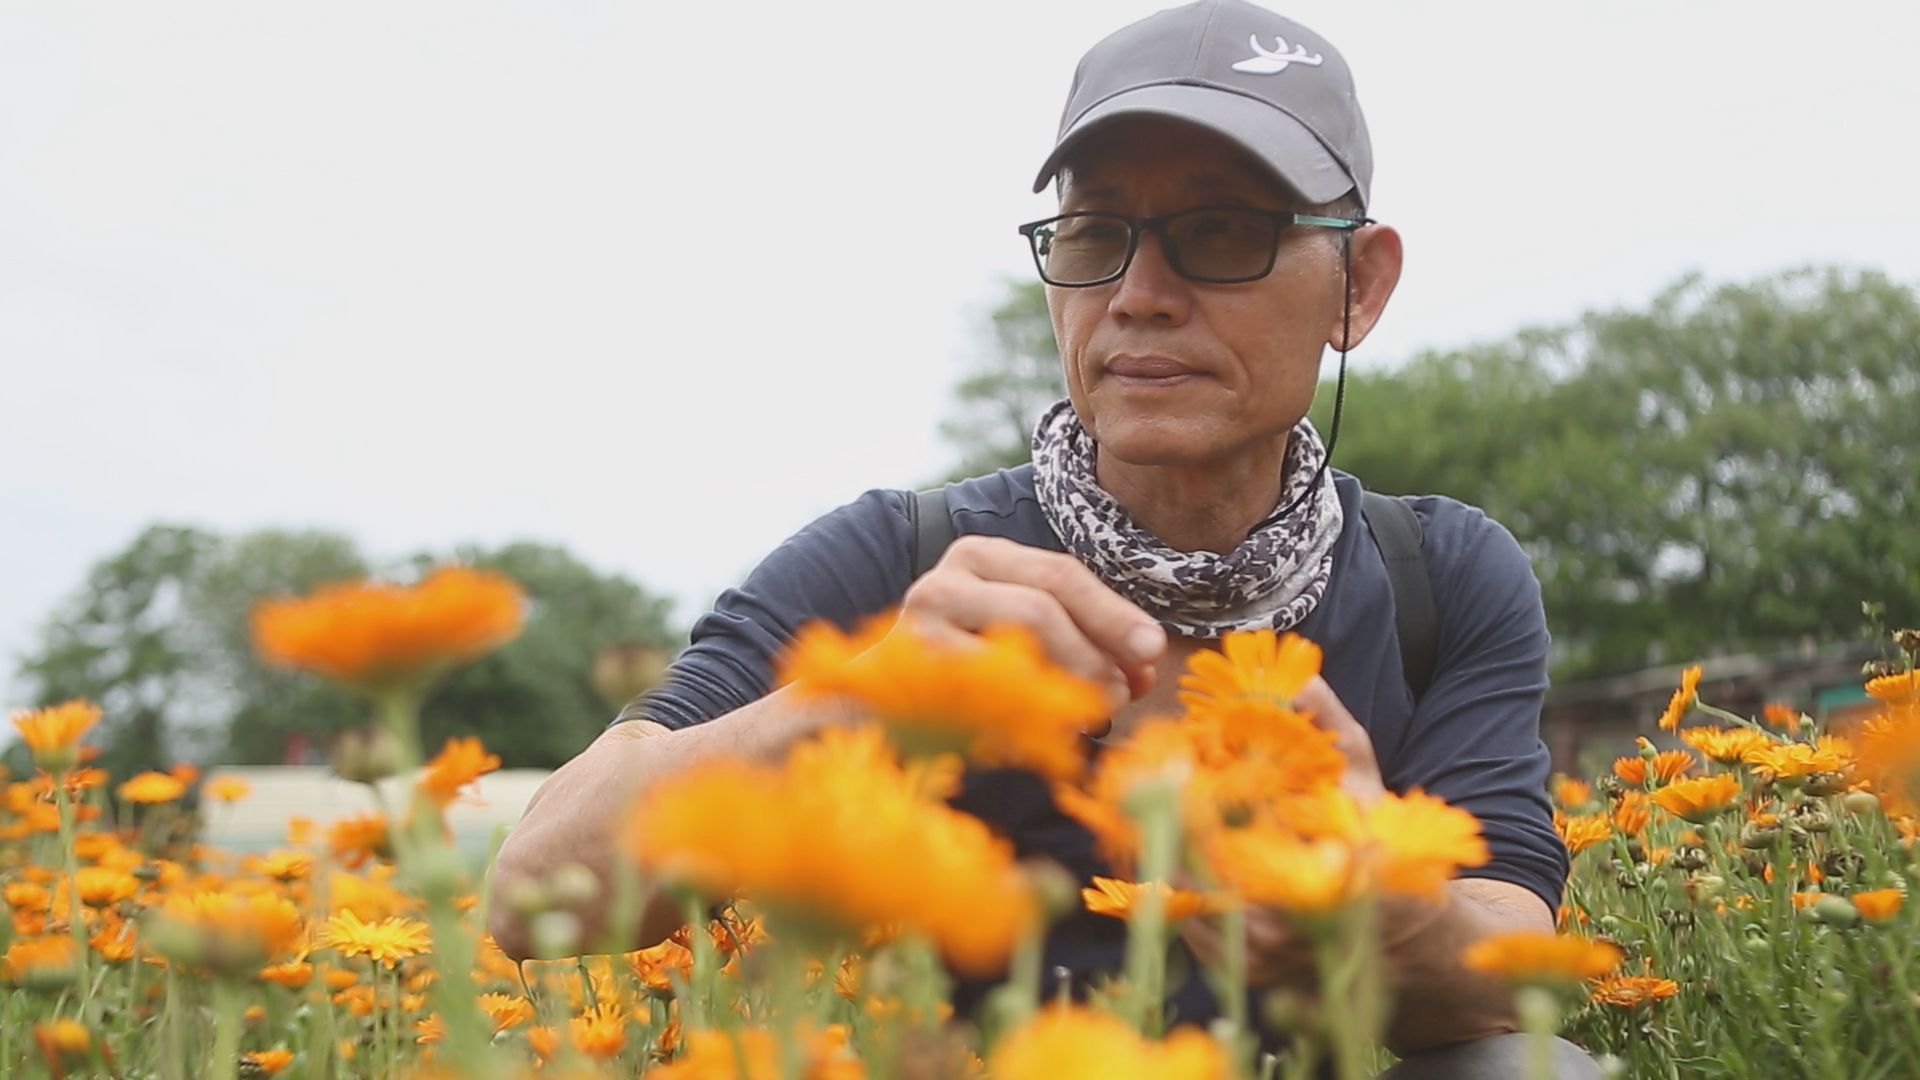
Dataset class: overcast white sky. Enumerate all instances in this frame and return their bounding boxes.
[5,0,1919,707]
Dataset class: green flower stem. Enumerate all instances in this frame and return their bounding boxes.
[686,894,717,1030]
[1693,701,1780,739]
[52,779,92,1018]
[375,689,424,772]
[210,978,241,1080]
[1515,986,1559,1080]
[162,965,186,1080]
[1122,782,1180,1036]
[1312,904,1382,1080]
[1220,903,1249,1041]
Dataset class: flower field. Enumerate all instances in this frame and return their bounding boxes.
[3,567,1918,1079]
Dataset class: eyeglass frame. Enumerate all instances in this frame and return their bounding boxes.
[1015,206,1373,288]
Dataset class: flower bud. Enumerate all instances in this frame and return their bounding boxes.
[1842,791,1881,817]
[1812,895,1860,928]
[547,863,602,910]
[412,844,466,906]
[1688,874,1725,901]
[331,726,406,785]
[1740,821,1781,849]
[531,912,581,955]
[1020,860,1080,922]
[1788,802,1833,835]
[1804,772,1847,798]
[502,877,550,917]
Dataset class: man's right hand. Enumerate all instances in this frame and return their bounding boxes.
[893,535,1167,721]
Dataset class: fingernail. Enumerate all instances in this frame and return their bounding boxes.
[1126,623,1166,663]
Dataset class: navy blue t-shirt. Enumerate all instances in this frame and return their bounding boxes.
[615,464,1567,1026]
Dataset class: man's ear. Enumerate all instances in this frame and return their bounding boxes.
[1329,223,1403,351]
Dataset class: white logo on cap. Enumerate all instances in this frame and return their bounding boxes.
[1231,34,1324,75]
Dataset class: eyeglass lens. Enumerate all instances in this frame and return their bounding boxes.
[1034,209,1280,285]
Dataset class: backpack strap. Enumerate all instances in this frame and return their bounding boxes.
[906,487,956,580]
[1361,490,1438,701]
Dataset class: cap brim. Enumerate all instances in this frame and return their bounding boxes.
[1031,83,1355,204]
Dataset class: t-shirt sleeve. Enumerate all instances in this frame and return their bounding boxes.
[1381,502,1569,912]
[612,488,915,731]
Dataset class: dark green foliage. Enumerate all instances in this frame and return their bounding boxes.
[14,528,680,770]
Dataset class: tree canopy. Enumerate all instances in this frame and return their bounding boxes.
[941,266,1920,679]
[12,527,680,772]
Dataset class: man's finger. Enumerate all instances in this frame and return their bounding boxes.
[1291,675,1382,775]
[943,537,1167,689]
[907,575,1130,706]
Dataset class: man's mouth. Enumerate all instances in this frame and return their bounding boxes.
[1107,354,1201,387]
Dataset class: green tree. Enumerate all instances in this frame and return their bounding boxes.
[938,280,1065,480]
[1320,266,1920,678]
[14,525,217,777]
[14,528,682,770]
[411,542,680,768]
[192,529,372,763]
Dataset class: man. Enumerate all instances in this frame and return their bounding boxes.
[492,2,1597,1075]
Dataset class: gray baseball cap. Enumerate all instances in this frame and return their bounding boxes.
[1032,0,1372,210]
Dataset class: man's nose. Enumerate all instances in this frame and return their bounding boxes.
[1107,228,1192,325]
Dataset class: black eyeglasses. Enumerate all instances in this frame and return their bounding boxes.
[1016,206,1368,287]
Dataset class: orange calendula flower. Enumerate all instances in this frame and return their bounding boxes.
[1208,827,1361,917]
[74,866,137,907]
[417,737,502,806]
[415,1014,447,1045]
[1590,973,1680,1008]
[1866,671,1919,704]
[478,992,535,1032]
[1762,702,1803,732]
[1613,746,1697,787]
[526,1026,561,1061]
[251,565,525,691]
[327,812,392,869]
[1856,702,1920,817]
[117,771,187,804]
[1178,628,1322,713]
[245,849,313,883]
[150,891,306,973]
[1680,726,1772,765]
[1611,791,1651,837]
[568,1003,628,1060]
[1081,877,1213,922]
[11,700,101,772]
[206,776,251,803]
[1742,741,1848,783]
[630,725,1035,977]
[318,910,431,967]
[32,1020,91,1072]
[1555,811,1612,856]
[1364,788,1490,900]
[4,935,80,987]
[259,959,314,989]
[1552,777,1593,810]
[243,1049,296,1076]
[1462,931,1624,986]
[989,1006,1224,1080]
[90,917,137,964]
[1852,888,1904,923]
[1657,665,1703,732]
[1650,773,1743,824]
[779,614,1106,781]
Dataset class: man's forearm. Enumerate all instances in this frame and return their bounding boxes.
[1381,880,1552,1055]
[485,685,862,960]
